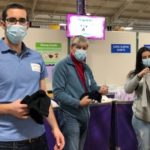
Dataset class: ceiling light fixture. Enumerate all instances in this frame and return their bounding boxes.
[121,27,133,31]
[86,13,91,16]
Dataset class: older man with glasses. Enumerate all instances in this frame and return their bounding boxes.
[52,35,108,150]
[0,3,64,150]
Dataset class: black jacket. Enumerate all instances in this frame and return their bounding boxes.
[21,90,51,124]
[80,91,102,103]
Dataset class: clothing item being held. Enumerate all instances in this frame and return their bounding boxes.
[21,90,51,124]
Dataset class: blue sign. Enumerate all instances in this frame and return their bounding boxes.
[144,45,150,49]
[111,44,131,53]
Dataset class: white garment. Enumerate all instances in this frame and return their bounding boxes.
[142,73,150,107]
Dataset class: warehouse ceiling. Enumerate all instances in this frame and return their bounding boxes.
[0,0,150,31]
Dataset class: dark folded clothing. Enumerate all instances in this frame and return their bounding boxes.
[80,91,102,103]
[21,90,51,124]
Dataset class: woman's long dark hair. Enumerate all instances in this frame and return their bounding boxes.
[128,47,150,77]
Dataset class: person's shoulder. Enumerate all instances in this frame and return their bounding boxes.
[54,56,71,73]
[28,47,40,55]
[25,46,42,58]
[55,56,70,66]
[54,59,66,71]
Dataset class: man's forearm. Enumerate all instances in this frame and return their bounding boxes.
[0,104,11,115]
[46,106,59,130]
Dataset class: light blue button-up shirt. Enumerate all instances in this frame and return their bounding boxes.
[0,39,48,141]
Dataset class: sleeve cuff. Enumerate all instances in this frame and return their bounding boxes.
[136,74,142,81]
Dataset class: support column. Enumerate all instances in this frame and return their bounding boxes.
[77,0,86,15]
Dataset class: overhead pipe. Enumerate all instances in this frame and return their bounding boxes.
[77,0,86,15]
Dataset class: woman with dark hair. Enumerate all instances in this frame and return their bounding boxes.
[124,47,150,150]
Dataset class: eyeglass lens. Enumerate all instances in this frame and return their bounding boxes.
[6,17,27,24]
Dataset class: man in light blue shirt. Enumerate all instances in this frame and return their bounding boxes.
[0,3,64,150]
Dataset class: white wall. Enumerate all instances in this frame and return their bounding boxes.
[138,32,150,48]
[24,28,67,58]
[0,27,68,90]
[87,31,136,87]
[0,27,68,57]
[24,28,68,90]
[0,28,136,88]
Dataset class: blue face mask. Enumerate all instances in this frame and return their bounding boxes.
[74,49,87,62]
[6,25,27,44]
[142,58,150,67]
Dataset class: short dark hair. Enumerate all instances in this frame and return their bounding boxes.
[1,3,29,21]
[135,47,150,73]
[128,47,150,77]
[71,35,89,47]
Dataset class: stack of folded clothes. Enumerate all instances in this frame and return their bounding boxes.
[21,90,51,124]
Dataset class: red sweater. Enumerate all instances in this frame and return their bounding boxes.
[71,53,87,92]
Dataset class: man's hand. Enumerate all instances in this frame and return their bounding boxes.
[79,95,91,107]
[52,128,65,150]
[99,85,108,95]
[8,99,29,119]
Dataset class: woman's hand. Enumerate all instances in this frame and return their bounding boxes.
[138,67,150,78]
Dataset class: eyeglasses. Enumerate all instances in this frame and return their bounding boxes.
[5,17,28,25]
[76,45,88,50]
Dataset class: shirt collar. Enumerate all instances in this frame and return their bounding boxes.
[0,39,30,54]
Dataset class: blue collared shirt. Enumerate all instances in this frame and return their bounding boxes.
[0,39,48,141]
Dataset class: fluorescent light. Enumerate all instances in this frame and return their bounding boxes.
[59,23,66,26]
[86,13,91,16]
[121,27,133,31]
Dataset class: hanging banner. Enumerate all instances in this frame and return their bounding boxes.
[36,42,62,65]
[111,44,131,53]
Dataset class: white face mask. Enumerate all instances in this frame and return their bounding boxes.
[74,49,87,62]
[6,24,27,44]
[142,58,150,67]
